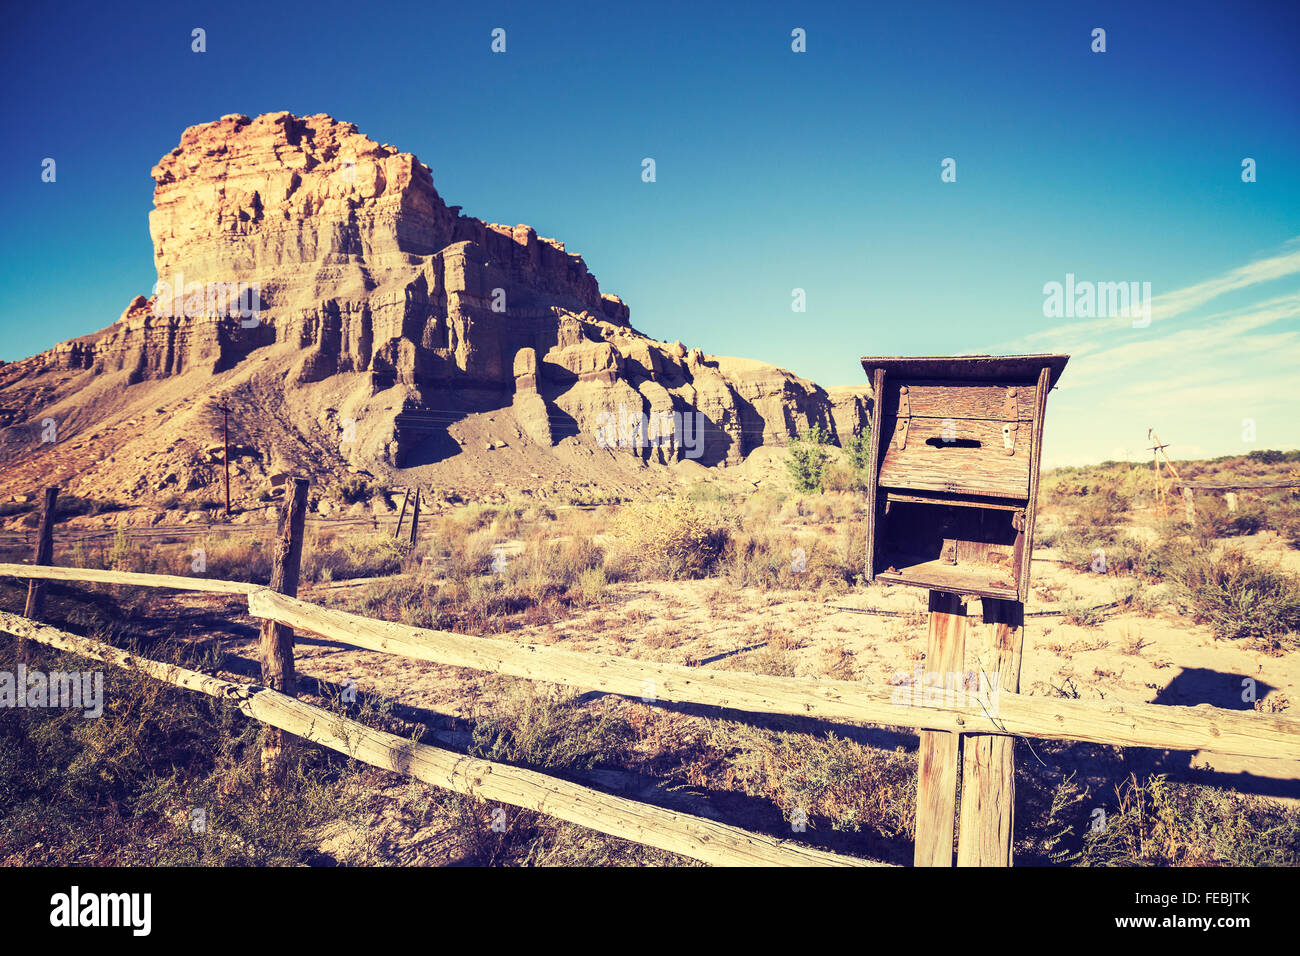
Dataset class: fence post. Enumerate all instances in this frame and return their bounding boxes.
[408,489,420,546]
[913,590,967,866]
[260,477,308,779]
[956,598,1024,866]
[19,486,59,660]
[394,488,411,539]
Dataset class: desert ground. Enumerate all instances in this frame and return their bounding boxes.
[3,443,1298,866]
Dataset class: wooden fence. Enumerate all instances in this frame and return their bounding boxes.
[2,485,1299,867]
[1173,477,1300,525]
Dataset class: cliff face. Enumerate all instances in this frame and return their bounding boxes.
[1,111,870,502]
[59,112,628,384]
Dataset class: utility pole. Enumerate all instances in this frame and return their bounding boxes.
[218,402,231,516]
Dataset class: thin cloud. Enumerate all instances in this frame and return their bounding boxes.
[1007,237,1300,351]
[1022,243,1300,467]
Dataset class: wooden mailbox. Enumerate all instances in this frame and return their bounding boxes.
[860,354,1069,603]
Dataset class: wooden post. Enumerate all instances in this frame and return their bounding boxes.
[394,488,411,539]
[259,477,308,779]
[221,404,231,517]
[862,369,886,582]
[956,598,1024,866]
[913,590,967,866]
[408,489,420,546]
[19,486,59,660]
[1182,486,1197,526]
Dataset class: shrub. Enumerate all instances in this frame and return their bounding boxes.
[302,532,409,583]
[0,640,359,865]
[1167,547,1300,641]
[823,462,865,493]
[706,721,916,841]
[1194,495,1268,538]
[845,429,872,472]
[333,476,372,505]
[1060,598,1106,627]
[573,565,608,606]
[107,527,132,571]
[786,425,833,494]
[1277,509,1300,550]
[202,536,274,584]
[469,681,635,771]
[1246,449,1300,465]
[722,530,857,591]
[1078,773,1300,866]
[1073,487,1128,526]
[609,499,727,579]
[687,482,730,504]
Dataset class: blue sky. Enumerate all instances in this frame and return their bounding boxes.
[2,0,1297,465]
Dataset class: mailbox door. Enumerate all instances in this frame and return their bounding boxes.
[877,379,1039,499]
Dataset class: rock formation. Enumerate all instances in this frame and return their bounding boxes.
[0,112,871,505]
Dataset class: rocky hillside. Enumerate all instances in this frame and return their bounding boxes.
[0,112,870,511]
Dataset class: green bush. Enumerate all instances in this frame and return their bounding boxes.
[333,476,372,505]
[1246,449,1300,465]
[787,425,833,494]
[845,429,872,472]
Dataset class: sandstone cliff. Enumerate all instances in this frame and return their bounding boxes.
[0,112,871,507]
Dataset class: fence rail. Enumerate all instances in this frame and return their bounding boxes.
[5,562,1296,762]
[0,515,388,549]
[0,562,258,595]
[248,587,1300,762]
[1174,480,1300,491]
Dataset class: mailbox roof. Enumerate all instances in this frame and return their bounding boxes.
[860,353,1069,387]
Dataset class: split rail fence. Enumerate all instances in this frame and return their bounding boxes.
[2,485,1299,867]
